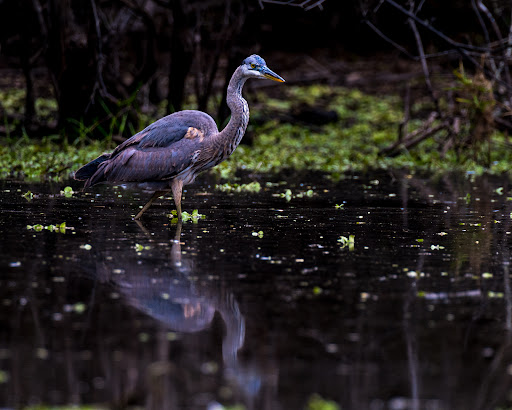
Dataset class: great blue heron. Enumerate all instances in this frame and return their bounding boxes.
[75,55,285,220]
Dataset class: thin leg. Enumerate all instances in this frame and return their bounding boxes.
[171,179,184,220]
[134,190,166,220]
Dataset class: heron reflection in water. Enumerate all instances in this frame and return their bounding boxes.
[103,222,245,366]
[75,55,285,220]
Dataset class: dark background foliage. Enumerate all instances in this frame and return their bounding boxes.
[0,0,510,141]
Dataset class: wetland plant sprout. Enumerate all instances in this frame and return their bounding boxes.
[134,243,151,252]
[338,235,355,251]
[251,230,264,238]
[22,190,34,201]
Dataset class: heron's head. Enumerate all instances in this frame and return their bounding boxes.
[241,55,285,82]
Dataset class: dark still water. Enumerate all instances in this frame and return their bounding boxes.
[1,171,512,410]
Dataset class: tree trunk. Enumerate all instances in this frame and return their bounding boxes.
[167,0,194,113]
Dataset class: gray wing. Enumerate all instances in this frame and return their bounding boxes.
[112,110,217,152]
[88,110,218,185]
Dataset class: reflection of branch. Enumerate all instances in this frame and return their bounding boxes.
[504,250,511,331]
[500,203,512,331]
[474,329,512,410]
[403,280,420,410]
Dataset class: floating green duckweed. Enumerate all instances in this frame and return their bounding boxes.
[168,209,205,223]
[134,243,151,252]
[73,302,86,314]
[22,191,34,200]
[251,230,264,238]
[216,181,261,193]
[61,186,75,197]
[27,222,68,233]
[273,188,314,202]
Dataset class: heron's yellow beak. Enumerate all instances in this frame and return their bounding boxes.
[262,67,285,82]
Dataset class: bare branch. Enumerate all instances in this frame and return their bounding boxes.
[476,0,512,92]
[406,1,439,112]
[364,19,417,59]
[86,0,117,114]
[380,113,447,157]
[472,0,491,46]
[259,0,326,10]
[384,0,488,55]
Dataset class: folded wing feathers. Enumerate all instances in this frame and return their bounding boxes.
[100,146,193,182]
[82,110,218,186]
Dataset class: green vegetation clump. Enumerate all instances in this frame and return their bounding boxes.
[1,84,511,181]
[214,85,512,179]
[216,181,261,193]
[306,394,340,410]
[23,407,106,410]
[0,134,112,181]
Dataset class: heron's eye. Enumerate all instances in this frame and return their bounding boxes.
[250,63,256,69]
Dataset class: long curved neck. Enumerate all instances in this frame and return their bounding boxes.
[217,66,249,155]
